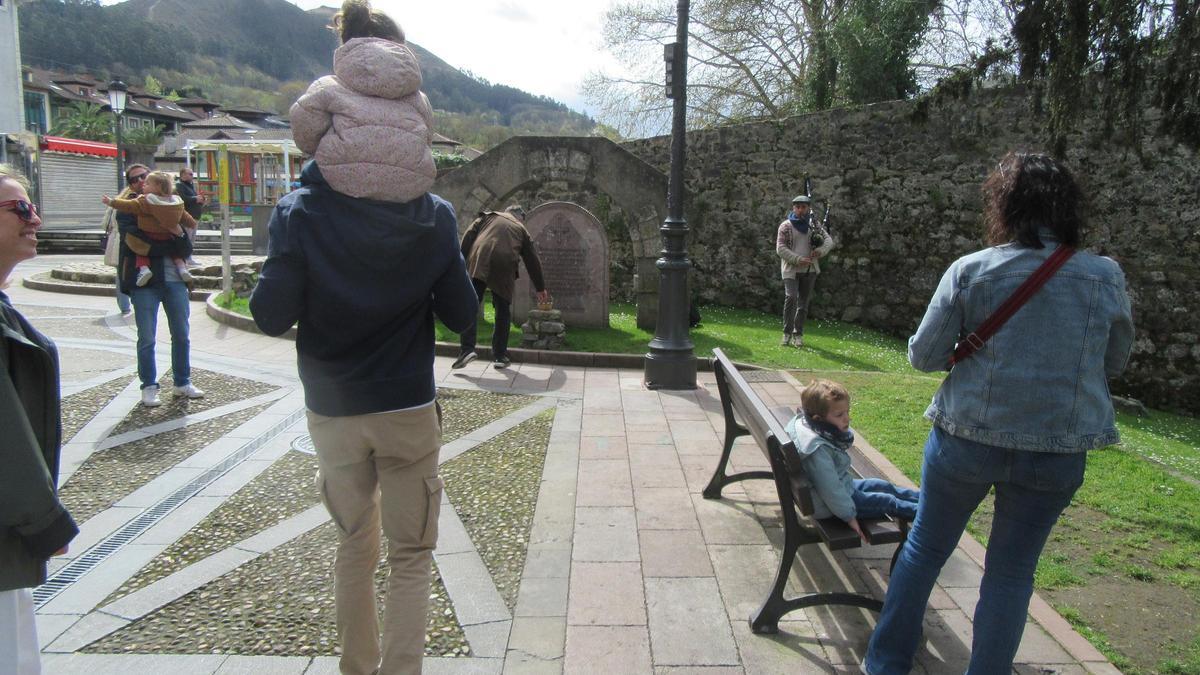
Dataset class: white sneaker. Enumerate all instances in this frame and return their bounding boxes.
[135,267,153,287]
[780,333,793,346]
[141,386,161,407]
[794,335,804,348]
[174,383,205,399]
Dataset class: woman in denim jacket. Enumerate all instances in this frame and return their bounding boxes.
[865,152,1134,674]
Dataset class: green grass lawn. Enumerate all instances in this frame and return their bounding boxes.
[435,298,912,373]
[222,291,1198,672]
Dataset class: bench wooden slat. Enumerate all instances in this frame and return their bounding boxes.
[703,348,909,636]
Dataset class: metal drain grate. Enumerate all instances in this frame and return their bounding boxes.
[739,370,787,383]
[33,406,305,608]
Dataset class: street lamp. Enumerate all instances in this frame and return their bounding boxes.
[643,0,696,390]
[107,80,128,193]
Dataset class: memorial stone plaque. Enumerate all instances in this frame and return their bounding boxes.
[513,201,609,328]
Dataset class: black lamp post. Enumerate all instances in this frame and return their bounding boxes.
[644,0,697,390]
[107,80,128,192]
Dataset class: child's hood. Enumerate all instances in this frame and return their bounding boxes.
[140,194,185,225]
[784,413,827,457]
[145,194,183,207]
[333,37,422,100]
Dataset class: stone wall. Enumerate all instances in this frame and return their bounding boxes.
[621,83,1199,414]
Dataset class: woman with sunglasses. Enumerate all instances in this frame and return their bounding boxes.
[115,164,204,407]
[1,164,79,675]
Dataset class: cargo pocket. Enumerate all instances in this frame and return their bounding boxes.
[420,476,445,549]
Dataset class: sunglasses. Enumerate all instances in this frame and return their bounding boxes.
[0,199,38,223]
[128,173,149,183]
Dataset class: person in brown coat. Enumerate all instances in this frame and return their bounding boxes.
[102,171,196,286]
[453,205,549,369]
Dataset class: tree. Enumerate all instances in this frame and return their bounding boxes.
[49,102,113,142]
[144,74,163,96]
[585,0,943,137]
[124,123,164,149]
[1011,0,1196,151]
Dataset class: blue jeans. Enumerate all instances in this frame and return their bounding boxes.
[116,284,131,313]
[853,478,920,520]
[865,426,1086,675]
[131,282,192,389]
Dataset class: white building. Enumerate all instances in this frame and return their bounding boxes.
[0,0,24,134]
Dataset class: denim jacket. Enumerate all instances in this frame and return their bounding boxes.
[908,237,1134,452]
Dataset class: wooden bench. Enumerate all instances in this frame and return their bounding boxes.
[702,348,909,634]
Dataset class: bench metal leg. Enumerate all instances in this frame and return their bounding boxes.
[703,422,752,499]
[750,507,885,634]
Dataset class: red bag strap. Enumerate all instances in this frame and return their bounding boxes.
[950,245,1076,366]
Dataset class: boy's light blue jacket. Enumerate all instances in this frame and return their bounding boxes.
[784,414,856,521]
[908,236,1134,452]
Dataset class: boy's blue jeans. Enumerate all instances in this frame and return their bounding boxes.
[864,427,1085,675]
[852,478,919,520]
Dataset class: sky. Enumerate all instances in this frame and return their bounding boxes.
[286,0,627,115]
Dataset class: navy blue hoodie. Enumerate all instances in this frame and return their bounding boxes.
[250,161,477,416]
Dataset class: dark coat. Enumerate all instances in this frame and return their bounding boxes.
[249,160,477,416]
[0,292,78,591]
[175,178,204,220]
[460,211,546,302]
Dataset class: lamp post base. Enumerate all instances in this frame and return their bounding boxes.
[644,343,697,390]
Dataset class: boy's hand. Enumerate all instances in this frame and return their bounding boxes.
[848,517,869,544]
[101,195,111,205]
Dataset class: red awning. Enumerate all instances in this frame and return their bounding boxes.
[41,136,119,158]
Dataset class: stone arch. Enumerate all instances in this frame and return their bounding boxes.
[433,136,669,329]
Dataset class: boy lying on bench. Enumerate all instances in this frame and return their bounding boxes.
[785,379,920,542]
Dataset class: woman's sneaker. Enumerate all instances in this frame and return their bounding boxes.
[141,385,161,407]
[135,267,153,287]
[174,383,205,399]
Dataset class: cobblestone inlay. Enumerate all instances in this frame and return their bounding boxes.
[440,388,537,443]
[109,368,279,436]
[85,521,471,658]
[104,449,319,605]
[102,388,537,604]
[58,405,271,526]
[441,408,555,609]
[61,378,129,445]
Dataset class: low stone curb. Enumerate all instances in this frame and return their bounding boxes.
[30,272,745,374]
[202,291,731,372]
[23,272,210,301]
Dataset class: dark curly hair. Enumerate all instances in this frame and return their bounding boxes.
[981,151,1084,248]
[331,0,404,44]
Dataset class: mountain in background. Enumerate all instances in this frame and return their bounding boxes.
[18,0,595,145]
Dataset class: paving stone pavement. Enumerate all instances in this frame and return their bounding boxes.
[11,256,1115,674]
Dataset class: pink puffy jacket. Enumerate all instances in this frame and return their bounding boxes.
[291,38,436,203]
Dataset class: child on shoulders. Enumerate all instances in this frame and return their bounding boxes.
[102,171,196,287]
[785,379,919,541]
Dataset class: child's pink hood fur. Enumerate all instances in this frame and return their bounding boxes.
[290,37,436,203]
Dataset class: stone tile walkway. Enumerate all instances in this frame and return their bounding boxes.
[10,256,1115,674]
